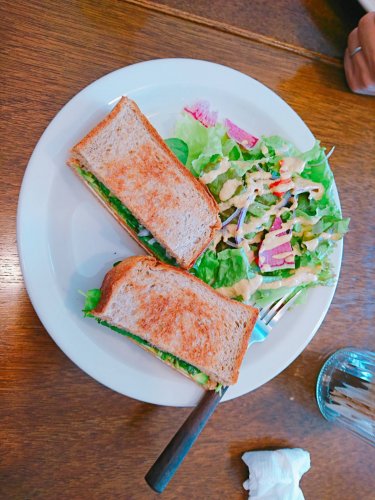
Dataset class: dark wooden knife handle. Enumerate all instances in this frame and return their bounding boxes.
[145,386,228,493]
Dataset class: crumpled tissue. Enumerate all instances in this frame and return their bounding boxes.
[242,448,311,500]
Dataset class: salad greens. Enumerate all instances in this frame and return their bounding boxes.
[164,138,189,165]
[192,248,256,289]
[169,109,349,306]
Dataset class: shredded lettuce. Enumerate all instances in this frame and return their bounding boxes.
[193,248,256,289]
[81,288,101,316]
[174,114,241,177]
[171,110,349,306]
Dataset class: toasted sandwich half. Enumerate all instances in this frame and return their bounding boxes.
[68,97,221,269]
[84,256,258,389]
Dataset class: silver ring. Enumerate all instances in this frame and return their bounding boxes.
[350,46,362,57]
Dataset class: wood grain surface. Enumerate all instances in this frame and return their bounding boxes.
[1,0,374,499]
[131,0,365,62]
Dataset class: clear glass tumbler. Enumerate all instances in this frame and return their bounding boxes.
[316,347,375,446]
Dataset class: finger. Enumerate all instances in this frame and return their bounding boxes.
[347,29,374,90]
[344,47,375,95]
[357,12,375,74]
[347,27,361,55]
[353,55,374,90]
[344,48,357,92]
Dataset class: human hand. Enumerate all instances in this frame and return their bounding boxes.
[344,12,375,96]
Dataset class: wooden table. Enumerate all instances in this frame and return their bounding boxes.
[1,1,374,498]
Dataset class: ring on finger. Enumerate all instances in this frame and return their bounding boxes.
[350,46,362,57]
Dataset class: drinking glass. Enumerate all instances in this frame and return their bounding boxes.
[316,347,375,446]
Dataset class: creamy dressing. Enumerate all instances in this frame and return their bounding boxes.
[219,170,272,212]
[222,223,238,242]
[273,251,294,260]
[238,239,255,263]
[272,180,294,194]
[219,192,249,211]
[293,245,302,256]
[304,238,320,252]
[246,233,263,244]
[210,230,224,250]
[293,177,324,200]
[239,213,270,236]
[280,157,305,177]
[321,232,341,241]
[260,267,318,290]
[200,158,231,185]
[247,170,273,181]
[269,157,324,201]
[304,232,340,252]
[219,179,243,201]
[217,275,263,301]
[240,205,289,235]
[223,222,265,243]
[295,214,322,225]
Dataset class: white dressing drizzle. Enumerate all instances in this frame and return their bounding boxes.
[304,232,341,252]
[238,239,255,263]
[200,158,231,184]
[217,276,263,302]
[260,267,318,290]
[219,179,243,201]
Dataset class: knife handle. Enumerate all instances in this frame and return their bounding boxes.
[145,386,228,493]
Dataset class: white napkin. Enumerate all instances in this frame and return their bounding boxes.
[242,448,311,500]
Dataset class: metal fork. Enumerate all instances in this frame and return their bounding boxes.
[145,289,302,493]
[251,288,302,345]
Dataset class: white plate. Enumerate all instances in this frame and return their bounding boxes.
[17,59,342,407]
[358,0,375,12]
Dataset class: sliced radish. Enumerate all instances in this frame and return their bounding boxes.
[184,100,218,128]
[224,118,258,149]
[258,216,295,271]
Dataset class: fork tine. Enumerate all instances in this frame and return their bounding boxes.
[251,289,302,349]
[267,289,302,328]
[258,301,274,320]
[261,293,292,324]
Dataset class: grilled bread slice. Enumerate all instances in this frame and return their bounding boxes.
[88,256,258,388]
[68,97,221,268]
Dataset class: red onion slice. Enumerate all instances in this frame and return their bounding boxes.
[222,207,241,228]
[235,204,249,244]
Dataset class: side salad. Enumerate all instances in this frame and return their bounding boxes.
[167,100,349,307]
